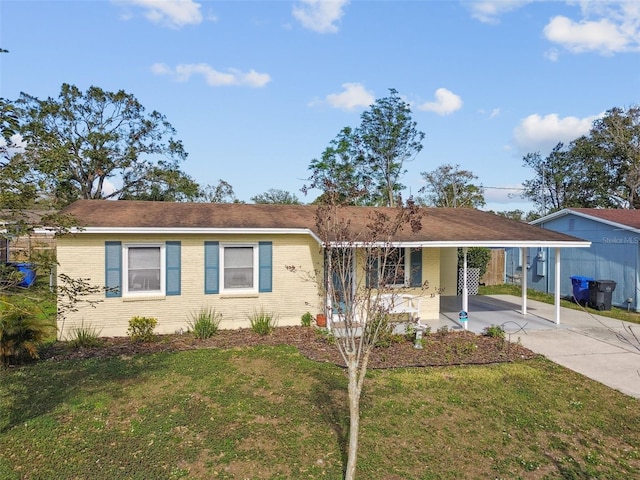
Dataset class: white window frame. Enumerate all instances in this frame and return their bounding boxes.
[220,243,259,294]
[122,243,165,297]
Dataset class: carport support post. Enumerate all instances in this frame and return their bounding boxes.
[554,247,561,324]
[462,247,468,330]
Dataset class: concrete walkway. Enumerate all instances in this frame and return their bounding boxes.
[431,295,640,399]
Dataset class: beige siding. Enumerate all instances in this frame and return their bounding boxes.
[439,247,459,296]
[57,233,323,338]
[420,248,441,320]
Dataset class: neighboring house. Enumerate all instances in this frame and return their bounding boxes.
[0,210,56,262]
[506,208,640,311]
[56,200,589,338]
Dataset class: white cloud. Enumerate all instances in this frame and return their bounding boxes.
[292,0,349,33]
[479,107,501,119]
[0,133,26,155]
[543,2,640,55]
[467,0,533,24]
[319,82,375,110]
[151,63,271,88]
[114,0,203,29]
[513,112,602,153]
[417,88,463,115]
[544,48,560,62]
[544,15,630,54]
[483,185,528,205]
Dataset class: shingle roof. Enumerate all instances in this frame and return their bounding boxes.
[566,208,640,230]
[60,200,588,247]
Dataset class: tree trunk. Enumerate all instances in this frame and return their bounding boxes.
[345,356,361,480]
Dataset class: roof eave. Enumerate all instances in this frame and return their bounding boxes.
[64,227,324,244]
[328,240,591,248]
[63,227,590,249]
[532,209,640,234]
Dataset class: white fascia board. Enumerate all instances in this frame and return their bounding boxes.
[332,240,592,248]
[529,209,571,225]
[67,228,590,249]
[1,227,55,236]
[66,227,323,244]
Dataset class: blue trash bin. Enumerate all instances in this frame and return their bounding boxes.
[570,275,593,306]
[13,262,37,288]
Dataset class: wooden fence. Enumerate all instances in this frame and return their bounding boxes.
[480,249,505,286]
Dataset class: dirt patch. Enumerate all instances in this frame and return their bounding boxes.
[40,326,536,368]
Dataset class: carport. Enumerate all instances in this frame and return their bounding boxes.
[453,240,590,327]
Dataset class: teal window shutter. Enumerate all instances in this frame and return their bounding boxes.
[166,241,181,296]
[410,248,422,287]
[105,241,122,297]
[204,241,219,294]
[258,241,272,292]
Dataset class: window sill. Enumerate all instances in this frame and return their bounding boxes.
[220,292,260,299]
[123,295,166,302]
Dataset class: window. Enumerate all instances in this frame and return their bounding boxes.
[367,247,422,288]
[124,244,164,294]
[381,248,406,286]
[104,241,180,298]
[223,245,256,290]
[204,241,272,294]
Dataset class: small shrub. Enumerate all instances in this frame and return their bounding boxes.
[436,325,450,336]
[454,341,478,357]
[483,324,505,340]
[404,322,416,342]
[249,309,278,335]
[316,327,336,345]
[300,311,313,327]
[366,314,402,348]
[0,298,54,366]
[127,316,157,343]
[67,321,103,348]
[187,307,221,339]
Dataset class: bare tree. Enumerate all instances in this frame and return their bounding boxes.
[314,198,427,479]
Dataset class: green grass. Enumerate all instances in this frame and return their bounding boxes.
[1,346,639,479]
[480,283,640,325]
[1,278,58,351]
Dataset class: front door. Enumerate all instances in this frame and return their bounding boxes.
[327,247,354,320]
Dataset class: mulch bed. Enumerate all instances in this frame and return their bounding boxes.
[40,326,537,369]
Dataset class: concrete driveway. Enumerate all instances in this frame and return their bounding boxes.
[432,295,640,399]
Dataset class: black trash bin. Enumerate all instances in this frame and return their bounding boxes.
[588,280,617,311]
[570,275,594,306]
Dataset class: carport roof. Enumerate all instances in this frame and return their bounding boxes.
[59,200,590,248]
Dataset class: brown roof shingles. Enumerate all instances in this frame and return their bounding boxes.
[60,200,585,245]
[568,208,640,230]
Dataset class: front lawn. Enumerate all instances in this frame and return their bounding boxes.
[1,345,639,479]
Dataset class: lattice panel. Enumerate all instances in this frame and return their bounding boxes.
[457,268,480,295]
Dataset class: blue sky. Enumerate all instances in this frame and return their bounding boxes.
[2,1,640,212]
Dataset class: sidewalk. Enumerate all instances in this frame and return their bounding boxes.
[433,295,640,399]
